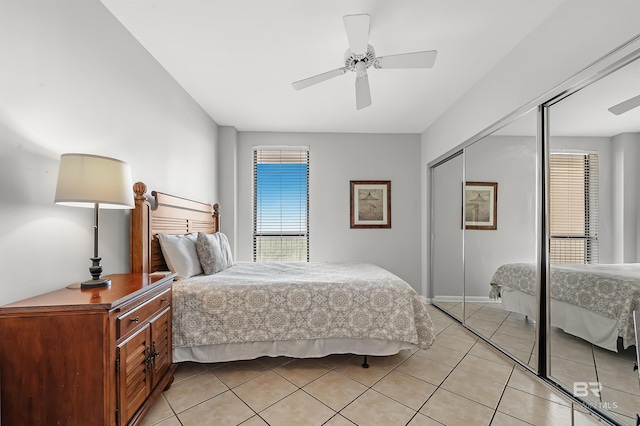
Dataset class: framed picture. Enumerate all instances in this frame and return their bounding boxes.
[350,180,391,228]
[464,182,497,230]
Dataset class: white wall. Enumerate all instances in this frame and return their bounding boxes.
[218,126,239,258]
[0,0,219,305]
[612,132,640,262]
[421,0,640,296]
[222,132,423,291]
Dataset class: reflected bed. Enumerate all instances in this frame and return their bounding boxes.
[490,262,640,352]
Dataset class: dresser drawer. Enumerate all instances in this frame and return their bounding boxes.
[117,288,171,339]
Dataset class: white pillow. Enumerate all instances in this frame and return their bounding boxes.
[157,233,203,279]
[196,232,234,275]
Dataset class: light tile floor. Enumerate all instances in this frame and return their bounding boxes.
[140,305,609,426]
[438,301,640,425]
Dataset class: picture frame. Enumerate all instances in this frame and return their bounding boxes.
[464,181,497,230]
[350,180,391,229]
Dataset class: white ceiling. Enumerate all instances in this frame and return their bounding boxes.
[100,0,568,134]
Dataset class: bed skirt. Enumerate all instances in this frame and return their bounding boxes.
[173,337,416,363]
[501,286,619,352]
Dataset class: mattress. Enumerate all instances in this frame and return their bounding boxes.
[172,261,435,360]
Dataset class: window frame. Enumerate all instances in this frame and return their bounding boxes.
[252,146,310,262]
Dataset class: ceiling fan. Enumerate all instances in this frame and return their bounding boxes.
[291,14,437,110]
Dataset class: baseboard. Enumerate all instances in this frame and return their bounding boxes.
[432,295,463,302]
[465,296,501,303]
[432,296,500,303]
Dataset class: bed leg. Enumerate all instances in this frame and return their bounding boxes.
[362,355,369,368]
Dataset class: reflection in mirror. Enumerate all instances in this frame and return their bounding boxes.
[462,109,539,370]
[430,152,464,320]
[547,54,640,424]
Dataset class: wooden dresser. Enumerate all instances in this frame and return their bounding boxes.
[0,273,177,426]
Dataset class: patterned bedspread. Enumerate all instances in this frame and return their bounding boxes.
[490,263,640,346]
[172,262,435,350]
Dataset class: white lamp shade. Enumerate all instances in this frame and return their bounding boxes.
[54,153,134,209]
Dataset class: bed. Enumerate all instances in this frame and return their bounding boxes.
[129,182,435,363]
[490,262,640,352]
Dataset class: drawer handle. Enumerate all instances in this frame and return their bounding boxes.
[130,316,140,323]
[161,297,168,303]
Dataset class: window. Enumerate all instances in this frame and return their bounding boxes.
[549,153,599,264]
[253,146,309,262]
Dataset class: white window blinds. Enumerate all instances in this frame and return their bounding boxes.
[549,153,599,264]
[253,147,309,262]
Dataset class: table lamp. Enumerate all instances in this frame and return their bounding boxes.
[54,153,134,288]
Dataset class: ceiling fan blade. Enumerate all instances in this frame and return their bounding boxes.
[292,67,348,91]
[608,93,640,115]
[355,74,372,110]
[343,14,369,56]
[375,50,438,69]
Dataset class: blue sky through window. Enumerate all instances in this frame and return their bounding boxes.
[255,163,308,234]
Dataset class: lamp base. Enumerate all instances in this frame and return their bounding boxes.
[81,278,111,288]
[80,255,110,288]
[67,278,112,289]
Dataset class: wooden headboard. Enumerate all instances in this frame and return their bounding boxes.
[130,181,219,274]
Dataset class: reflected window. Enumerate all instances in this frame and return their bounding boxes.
[549,153,599,264]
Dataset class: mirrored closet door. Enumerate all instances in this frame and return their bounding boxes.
[428,40,640,425]
[462,110,539,370]
[546,53,640,425]
[430,152,464,321]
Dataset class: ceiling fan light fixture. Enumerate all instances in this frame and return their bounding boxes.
[344,45,375,72]
[355,61,368,78]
